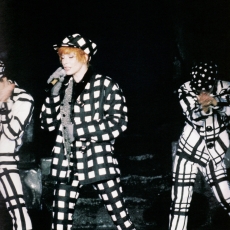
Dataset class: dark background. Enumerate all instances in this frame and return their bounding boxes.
[0,0,230,159]
[0,1,230,229]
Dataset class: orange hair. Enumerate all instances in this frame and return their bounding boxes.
[57,47,88,63]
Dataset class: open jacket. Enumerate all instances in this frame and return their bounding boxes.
[40,72,128,185]
[177,80,230,166]
[0,84,34,168]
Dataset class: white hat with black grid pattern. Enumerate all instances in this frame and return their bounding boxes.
[53,33,97,59]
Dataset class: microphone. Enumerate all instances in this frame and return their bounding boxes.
[44,68,67,92]
[44,78,59,92]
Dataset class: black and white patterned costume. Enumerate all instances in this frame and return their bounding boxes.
[40,67,135,229]
[169,74,230,230]
[0,83,34,230]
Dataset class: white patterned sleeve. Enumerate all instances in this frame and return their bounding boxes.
[1,92,34,140]
[211,81,230,116]
[178,84,209,126]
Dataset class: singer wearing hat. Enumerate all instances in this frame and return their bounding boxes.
[0,60,33,230]
[40,33,136,229]
[169,61,230,230]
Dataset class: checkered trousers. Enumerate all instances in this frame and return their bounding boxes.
[40,74,128,184]
[52,177,135,230]
[0,168,32,230]
[178,80,230,166]
[169,154,230,230]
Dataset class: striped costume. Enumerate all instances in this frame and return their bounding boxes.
[169,80,230,230]
[40,69,135,230]
[0,84,34,230]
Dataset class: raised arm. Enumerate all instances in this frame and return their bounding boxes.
[178,83,209,126]
[0,89,34,140]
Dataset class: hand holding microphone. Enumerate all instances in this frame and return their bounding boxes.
[45,67,66,95]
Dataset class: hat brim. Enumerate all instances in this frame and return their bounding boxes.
[53,43,82,50]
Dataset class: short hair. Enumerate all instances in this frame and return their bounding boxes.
[57,47,88,63]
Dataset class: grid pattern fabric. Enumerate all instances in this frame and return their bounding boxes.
[52,183,79,230]
[0,85,34,163]
[169,155,230,230]
[0,60,5,78]
[52,177,135,230]
[40,73,128,185]
[94,177,136,229]
[0,168,32,230]
[177,80,230,165]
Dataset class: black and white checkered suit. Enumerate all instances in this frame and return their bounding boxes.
[0,84,34,230]
[40,73,127,185]
[40,72,135,229]
[169,80,230,230]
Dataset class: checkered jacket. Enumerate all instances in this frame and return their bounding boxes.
[0,85,34,167]
[40,73,128,184]
[177,80,230,166]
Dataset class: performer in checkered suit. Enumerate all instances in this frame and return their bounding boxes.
[0,60,33,230]
[169,61,230,230]
[40,33,135,230]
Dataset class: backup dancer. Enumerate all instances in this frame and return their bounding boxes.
[169,61,230,229]
[0,60,33,230]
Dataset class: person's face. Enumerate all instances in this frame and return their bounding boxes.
[61,52,86,76]
[195,84,215,95]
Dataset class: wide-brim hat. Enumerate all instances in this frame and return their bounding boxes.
[53,33,97,59]
[0,60,5,78]
[190,61,218,92]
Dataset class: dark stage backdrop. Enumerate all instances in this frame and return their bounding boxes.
[0,0,230,155]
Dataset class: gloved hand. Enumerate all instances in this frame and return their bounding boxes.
[48,67,66,96]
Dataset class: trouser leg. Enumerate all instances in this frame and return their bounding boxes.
[93,177,136,230]
[0,168,32,230]
[52,177,81,230]
[203,160,230,214]
[169,155,198,230]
